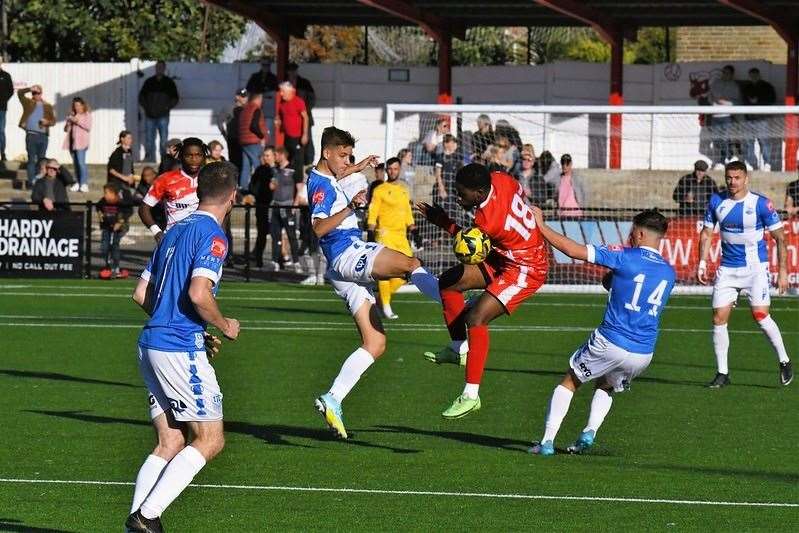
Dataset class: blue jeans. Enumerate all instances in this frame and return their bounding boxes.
[744,118,772,170]
[144,115,169,162]
[71,148,88,186]
[0,110,6,156]
[101,228,123,270]
[26,132,48,185]
[240,143,262,189]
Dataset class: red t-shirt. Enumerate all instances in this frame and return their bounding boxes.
[473,172,548,270]
[278,95,307,138]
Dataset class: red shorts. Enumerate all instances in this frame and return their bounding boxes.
[480,251,546,314]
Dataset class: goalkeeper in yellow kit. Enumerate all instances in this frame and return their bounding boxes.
[367,156,418,319]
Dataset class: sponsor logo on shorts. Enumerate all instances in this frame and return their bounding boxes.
[148,394,156,406]
[213,394,223,405]
[169,398,188,413]
[355,254,368,272]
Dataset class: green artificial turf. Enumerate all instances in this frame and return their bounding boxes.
[0,280,797,531]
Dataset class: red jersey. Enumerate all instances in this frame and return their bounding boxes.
[278,95,306,137]
[143,169,199,229]
[473,172,548,270]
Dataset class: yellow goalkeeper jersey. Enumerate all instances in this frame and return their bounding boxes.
[367,181,414,232]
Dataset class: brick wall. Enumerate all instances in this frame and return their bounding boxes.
[674,26,787,64]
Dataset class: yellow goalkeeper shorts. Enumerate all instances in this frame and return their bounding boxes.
[377,230,412,257]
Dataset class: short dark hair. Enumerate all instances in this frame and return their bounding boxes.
[321,126,355,150]
[103,183,119,193]
[725,160,747,174]
[275,146,289,157]
[263,145,275,153]
[455,163,491,191]
[633,209,668,236]
[197,161,238,202]
[443,134,457,144]
[178,137,209,160]
[749,67,760,75]
[385,157,400,167]
[723,64,735,73]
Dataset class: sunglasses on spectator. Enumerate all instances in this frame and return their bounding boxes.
[46,166,59,171]
[31,91,41,95]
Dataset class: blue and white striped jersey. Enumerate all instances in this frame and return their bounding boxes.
[307,168,362,262]
[703,191,782,268]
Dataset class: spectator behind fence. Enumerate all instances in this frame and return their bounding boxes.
[276,81,308,180]
[207,140,225,163]
[238,91,268,190]
[287,62,316,163]
[97,183,132,279]
[107,130,136,192]
[138,60,179,162]
[471,114,494,161]
[672,159,718,216]
[423,118,449,160]
[709,64,742,169]
[786,176,799,217]
[294,163,323,285]
[31,159,70,211]
[218,88,247,170]
[0,60,13,161]
[158,138,181,175]
[63,97,92,193]
[483,145,507,173]
[495,119,523,151]
[397,148,415,189]
[516,145,550,206]
[270,146,300,270]
[244,146,275,268]
[133,166,166,230]
[545,153,584,217]
[494,134,519,174]
[18,84,55,187]
[742,67,777,171]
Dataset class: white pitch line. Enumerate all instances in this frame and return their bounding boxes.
[0,477,795,508]
[0,320,792,335]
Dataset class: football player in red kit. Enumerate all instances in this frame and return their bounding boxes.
[418,163,549,419]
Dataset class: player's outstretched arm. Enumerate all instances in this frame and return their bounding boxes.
[188,276,240,340]
[132,276,154,316]
[770,226,789,294]
[339,155,379,179]
[416,202,459,236]
[531,206,588,261]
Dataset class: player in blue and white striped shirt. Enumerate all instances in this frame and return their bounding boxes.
[698,161,792,388]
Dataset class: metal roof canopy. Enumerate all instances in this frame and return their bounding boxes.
[207,0,799,170]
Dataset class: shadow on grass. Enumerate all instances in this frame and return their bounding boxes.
[358,425,531,453]
[0,369,137,388]
[25,410,419,454]
[0,519,73,532]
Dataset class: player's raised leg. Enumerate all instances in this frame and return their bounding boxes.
[424,263,488,365]
[441,292,505,419]
[371,247,441,304]
[752,306,793,385]
[315,287,385,439]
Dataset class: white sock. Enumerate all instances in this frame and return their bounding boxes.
[382,304,394,316]
[410,266,441,303]
[451,340,468,355]
[462,383,480,399]
[713,324,730,375]
[758,315,790,363]
[328,347,374,403]
[140,446,206,520]
[584,389,613,434]
[542,385,573,443]
[130,454,168,513]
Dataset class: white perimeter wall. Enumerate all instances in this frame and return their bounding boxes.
[0,59,785,166]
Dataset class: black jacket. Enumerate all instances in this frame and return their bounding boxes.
[246,70,278,95]
[672,172,718,216]
[248,164,275,206]
[31,177,70,210]
[0,70,13,111]
[139,75,179,119]
[293,75,315,124]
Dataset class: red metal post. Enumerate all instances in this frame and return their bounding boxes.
[608,31,623,169]
[785,38,798,171]
[437,29,453,104]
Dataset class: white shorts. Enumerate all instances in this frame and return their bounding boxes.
[712,264,771,308]
[138,345,223,422]
[327,270,376,315]
[330,240,384,284]
[569,330,652,393]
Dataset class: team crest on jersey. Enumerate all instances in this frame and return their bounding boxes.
[607,244,624,251]
[312,190,325,205]
[211,237,226,258]
[766,199,775,212]
[195,332,204,349]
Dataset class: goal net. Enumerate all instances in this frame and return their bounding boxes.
[384,104,799,293]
